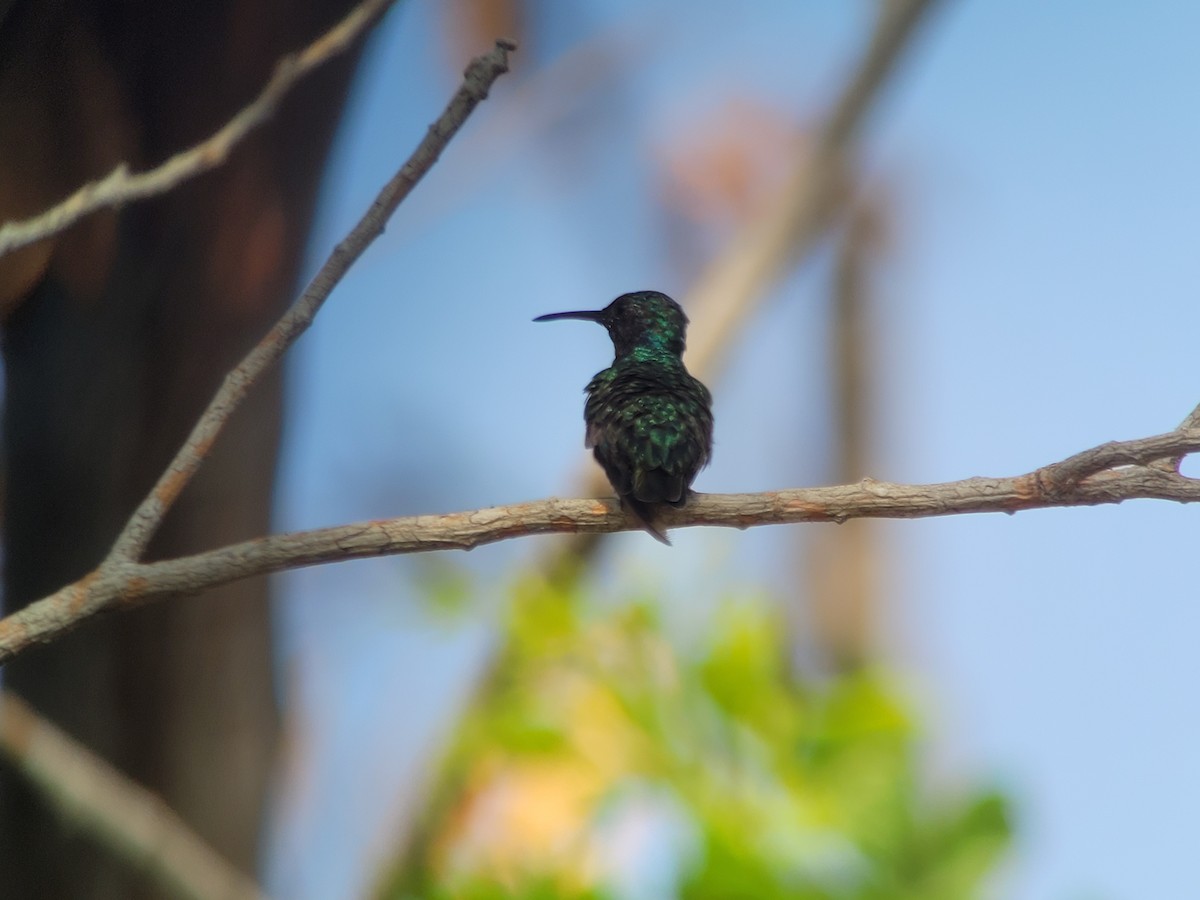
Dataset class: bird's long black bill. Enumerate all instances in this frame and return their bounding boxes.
[533,310,606,323]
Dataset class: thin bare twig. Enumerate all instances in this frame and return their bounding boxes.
[0,0,398,259]
[1,425,1198,665]
[0,693,267,900]
[109,38,516,561]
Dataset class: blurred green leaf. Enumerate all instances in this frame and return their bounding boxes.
[381,582,1011,899]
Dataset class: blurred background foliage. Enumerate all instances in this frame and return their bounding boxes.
[382,579,1009,899]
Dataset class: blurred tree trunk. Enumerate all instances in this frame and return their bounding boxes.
[801,194,889,673]
[0,1,365,896]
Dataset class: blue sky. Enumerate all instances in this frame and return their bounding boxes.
[266,2,1200,897]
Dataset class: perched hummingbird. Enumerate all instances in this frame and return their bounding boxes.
[535,290,713,544]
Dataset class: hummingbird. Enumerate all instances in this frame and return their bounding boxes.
[535,290,713,544]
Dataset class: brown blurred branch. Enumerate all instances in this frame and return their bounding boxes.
[0,692,267,900]
[804,194,887,670]
[682,0,941,380]
[0,0,399,260]
[2,420,1198,665]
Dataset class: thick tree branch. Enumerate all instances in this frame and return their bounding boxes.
[110,37,516,561]
[0,693,266,900]
[0,0,398,259]
[1,426,1197,665]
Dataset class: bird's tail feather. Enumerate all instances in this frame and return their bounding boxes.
[623,496,672,545]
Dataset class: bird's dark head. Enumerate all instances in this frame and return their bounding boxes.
[534,290,689,358]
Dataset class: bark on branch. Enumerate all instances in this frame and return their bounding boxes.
[1,424,1197,666]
